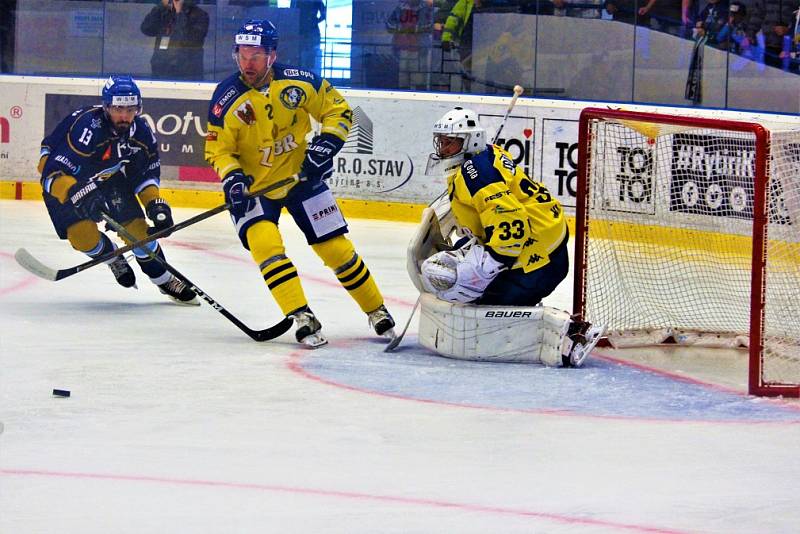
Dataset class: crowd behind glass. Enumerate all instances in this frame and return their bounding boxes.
[0,0,798,112]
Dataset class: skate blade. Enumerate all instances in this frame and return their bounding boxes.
[300,333,328,348]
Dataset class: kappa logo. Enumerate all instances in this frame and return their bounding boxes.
[279,86,307,109]
[234,100,256,125]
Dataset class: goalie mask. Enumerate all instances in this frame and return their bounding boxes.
[426,107,486,178]
[233,19,279,87]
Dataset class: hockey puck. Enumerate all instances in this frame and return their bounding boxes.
[52,389,71,398]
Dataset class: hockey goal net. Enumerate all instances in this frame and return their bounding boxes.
[575,108,800,397]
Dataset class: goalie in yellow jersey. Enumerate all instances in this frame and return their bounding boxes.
[414,107,605,366]
[204,19,395,348]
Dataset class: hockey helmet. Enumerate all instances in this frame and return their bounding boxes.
[233,19,279,54]
[101,75,142,114]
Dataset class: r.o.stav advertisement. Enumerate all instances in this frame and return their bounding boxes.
[669,134,791,225]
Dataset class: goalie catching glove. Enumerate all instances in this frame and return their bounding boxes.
[301,133,344,183]
[421,237,506,303]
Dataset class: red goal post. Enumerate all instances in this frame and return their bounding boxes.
[575,107,800,397]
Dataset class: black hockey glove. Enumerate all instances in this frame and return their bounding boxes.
[301,133,344,183]
[146,198,174,236]
[118,145,150,179]
[68,181,109,222]
[222,170,255,218]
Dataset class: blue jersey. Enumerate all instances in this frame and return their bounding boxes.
[40,106,161,198]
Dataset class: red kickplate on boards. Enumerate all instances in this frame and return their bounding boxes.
[178,166,218,183]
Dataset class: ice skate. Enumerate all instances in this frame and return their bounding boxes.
[292,307,327,348]
[368,304,396,342]
[562,319,606,367]
[158,275,200,306]
[107,255,137,289]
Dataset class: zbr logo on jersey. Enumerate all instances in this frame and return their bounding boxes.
[279,86,307,110]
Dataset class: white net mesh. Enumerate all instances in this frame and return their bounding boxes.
[580,113,800,394]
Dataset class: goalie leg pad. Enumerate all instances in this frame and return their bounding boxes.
[418,293,571,364]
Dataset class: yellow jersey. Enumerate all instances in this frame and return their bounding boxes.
[448,145,567,273]
[205,65,352,199]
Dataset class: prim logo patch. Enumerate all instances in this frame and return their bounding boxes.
[279,86,307,110]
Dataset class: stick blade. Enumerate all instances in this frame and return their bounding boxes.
[14,248,59,281]
[251,317,294,342]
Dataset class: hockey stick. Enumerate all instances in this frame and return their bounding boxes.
[16,174,300,282]
[384,296,420,352]
[492,84,524,144]
[101,212,293,342]
[385,86,525,353]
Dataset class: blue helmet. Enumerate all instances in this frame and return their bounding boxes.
[101,75,142,114]
[233,19,278,54]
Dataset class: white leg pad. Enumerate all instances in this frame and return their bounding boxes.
[418,293,571,365]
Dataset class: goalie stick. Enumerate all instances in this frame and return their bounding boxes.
[15,174,300,282]
[101,212,293,342]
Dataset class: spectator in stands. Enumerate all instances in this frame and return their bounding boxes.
[682,0,700,36]
[433,0,457,39]
[748,0,797,68]
[694,0,729,43]
[291,0,326,72]
[552,0,603,18]
[718,2,754,55]
[441,0,521,89]
[386,0,435,54]
[782,3,800,72]
[141,0,209,80]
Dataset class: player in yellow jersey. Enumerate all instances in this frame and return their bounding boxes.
[205,19,395,347]
[414,107,604,367]
[422,107,569,305]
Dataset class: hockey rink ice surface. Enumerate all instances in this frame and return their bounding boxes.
[1,199,799,533]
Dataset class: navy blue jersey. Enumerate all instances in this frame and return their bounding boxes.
[40,106,161,197]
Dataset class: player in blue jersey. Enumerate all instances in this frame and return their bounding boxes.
[205,19,395,347]
[38,75,198,304]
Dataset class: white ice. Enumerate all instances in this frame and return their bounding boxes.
[1,199,799,534]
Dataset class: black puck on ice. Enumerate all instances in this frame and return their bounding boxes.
[52,389,71,398]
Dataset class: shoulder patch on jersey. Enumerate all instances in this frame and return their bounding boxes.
[234,100,257,125]
[208,74,247,125]
[279,86,307,110]
[460,149,504,196]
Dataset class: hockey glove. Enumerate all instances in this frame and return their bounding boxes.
[301,133,344,183]
[146,198,174,237]
[118,145,150,178]
[222,170,255,218]
[68,181,110,222]
[422,240,506,304]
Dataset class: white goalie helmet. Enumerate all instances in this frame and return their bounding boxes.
[425,107,486,177]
